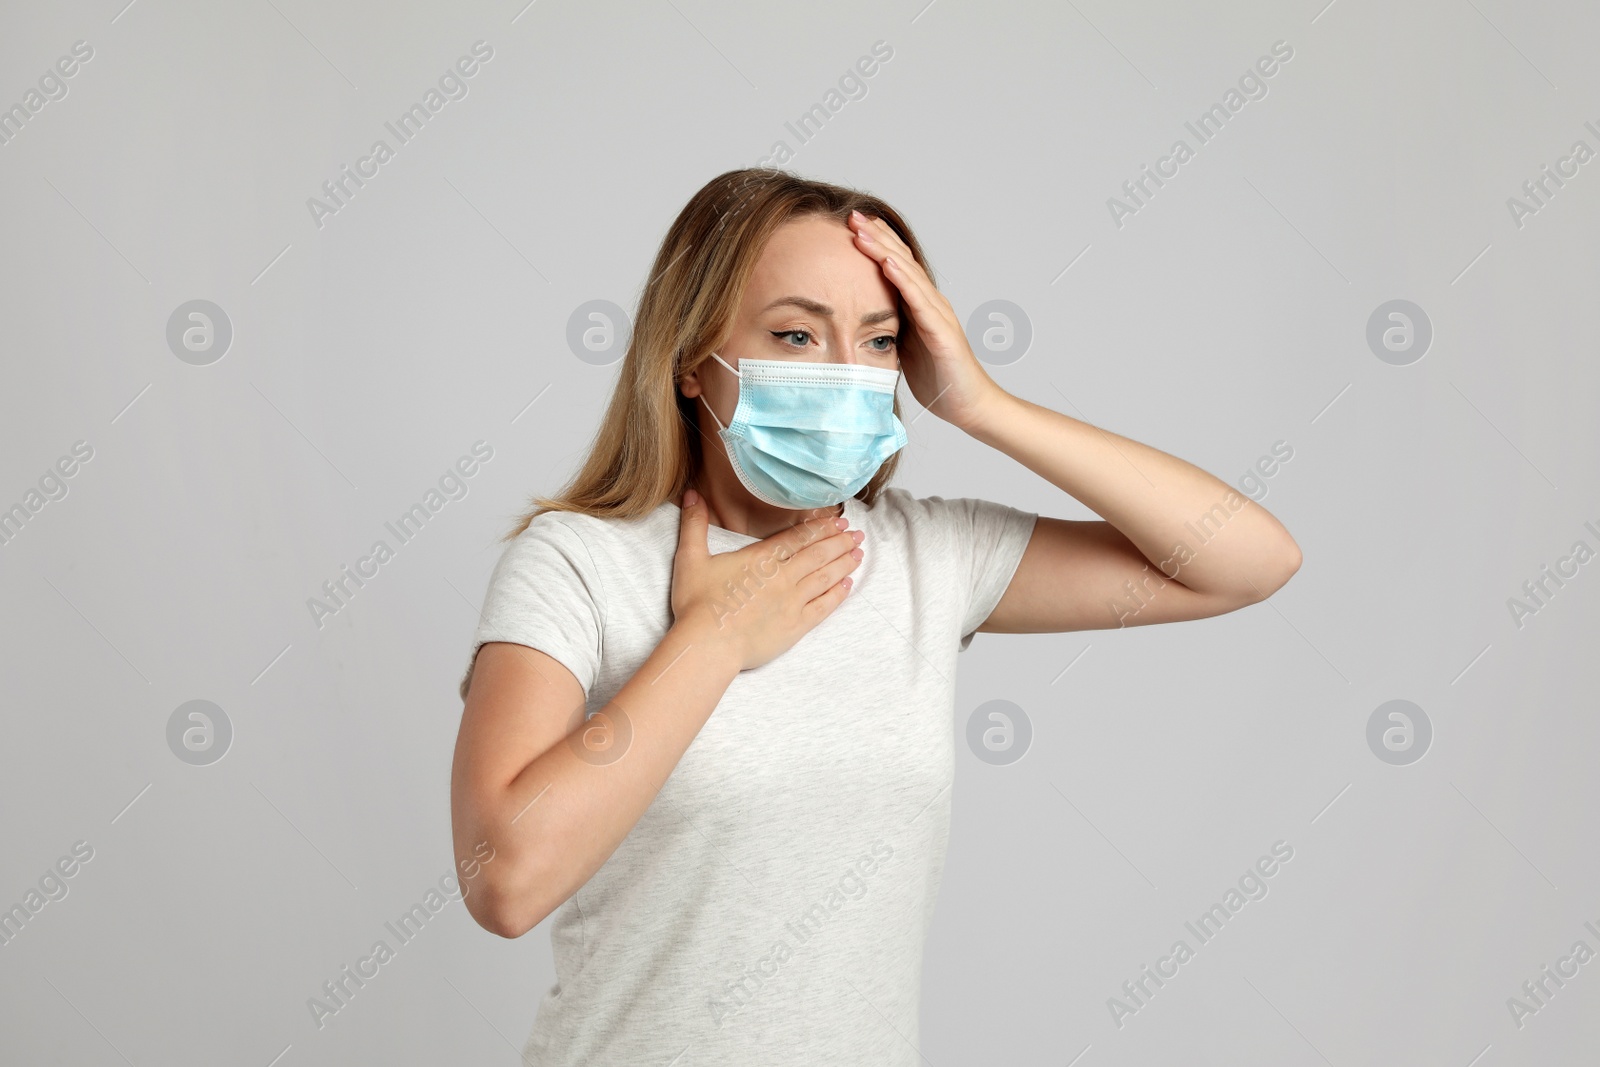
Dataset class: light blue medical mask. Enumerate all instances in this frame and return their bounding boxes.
[699,351,908,510]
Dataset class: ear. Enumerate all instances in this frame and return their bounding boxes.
[679,365,704,399]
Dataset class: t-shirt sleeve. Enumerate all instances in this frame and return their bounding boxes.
[458,516,606,703]
[941,496,1039,652]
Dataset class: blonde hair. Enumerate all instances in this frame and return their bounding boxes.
[503,168,934,540]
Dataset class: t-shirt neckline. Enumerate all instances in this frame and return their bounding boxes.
[662,494,864,548]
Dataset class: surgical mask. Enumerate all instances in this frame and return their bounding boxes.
[698,351,908,510]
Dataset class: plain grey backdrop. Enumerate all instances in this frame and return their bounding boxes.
[3,0,1597,1063]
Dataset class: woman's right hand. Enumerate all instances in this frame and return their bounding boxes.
[670,489,864,671]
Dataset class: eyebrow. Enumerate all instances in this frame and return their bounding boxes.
[761,296,899,326]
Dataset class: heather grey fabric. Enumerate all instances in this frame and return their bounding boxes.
[460,487,1037,1065]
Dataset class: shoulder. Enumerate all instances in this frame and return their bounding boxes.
[867,486,946,519]
[498,509,585,559]
[855,488,972,559]
[865,486,1039,552]
[496,503,674,569]
[867,486,988,529]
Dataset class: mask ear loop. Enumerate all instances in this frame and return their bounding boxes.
[699,351,741,433]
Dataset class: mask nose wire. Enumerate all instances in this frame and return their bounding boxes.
[699,350,900,431]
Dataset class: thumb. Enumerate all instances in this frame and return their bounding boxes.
[675,488,709,562]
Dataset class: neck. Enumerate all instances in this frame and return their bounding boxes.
[686,468,842,539]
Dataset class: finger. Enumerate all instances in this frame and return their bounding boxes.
[846,218,946,325]
[853,211,916,265]
[799,544,862,600]
[756,510,848,562]
[881,252,947,324]
[848,217,897,273]
[802,574,852,624]
[674,489,709,562]
[789,528,859,578]
[851,213,934,295]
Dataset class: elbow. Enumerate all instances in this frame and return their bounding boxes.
[478,907,539,941]
[1277,539,1303,585]
[463,843,566,939]
[1220,541,1301,608]
[467,872,549,939]
[453,788,576,939]
[1256,540,1302,600]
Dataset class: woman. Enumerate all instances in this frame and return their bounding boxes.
[450,169,1301,1064]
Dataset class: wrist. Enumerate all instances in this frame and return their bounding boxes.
[958,383,1018,442]
[667,615,745,675]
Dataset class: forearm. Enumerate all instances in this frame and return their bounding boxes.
[964,388,1301,596]
[472,620,740,935]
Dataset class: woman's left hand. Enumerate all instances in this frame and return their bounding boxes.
[848,208,1006,433]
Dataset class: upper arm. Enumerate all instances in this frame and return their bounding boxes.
[449,641,586,926]
[452,641,585,808]
[450,516,605,912]
[978,517,1257,634]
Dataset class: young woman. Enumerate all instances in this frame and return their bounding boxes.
[450,169,1301,1064]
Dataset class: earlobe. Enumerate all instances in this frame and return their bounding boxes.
[680,371,702,399]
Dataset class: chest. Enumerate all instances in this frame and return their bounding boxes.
[588,538,963,836]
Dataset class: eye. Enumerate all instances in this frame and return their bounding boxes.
[771,329,811,348]
[868,335,897,353]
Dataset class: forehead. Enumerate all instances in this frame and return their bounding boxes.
[743,213,898,315]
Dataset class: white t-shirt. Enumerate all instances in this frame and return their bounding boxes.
[458,486,1038,1065]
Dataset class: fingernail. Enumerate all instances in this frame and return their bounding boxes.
[851,529,864,544]
[851,547,863,560]
[835,517,848,530]
[685,489,698,505]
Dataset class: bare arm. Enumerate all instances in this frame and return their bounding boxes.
[971,391,1301,634]
[838,208,1301,636]
[449,492,863,937]
[451,629,738,937]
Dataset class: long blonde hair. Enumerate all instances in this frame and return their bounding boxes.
[504,168,933,540]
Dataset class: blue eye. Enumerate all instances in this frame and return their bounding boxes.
[772,330,810,347]
[869,335,897,352]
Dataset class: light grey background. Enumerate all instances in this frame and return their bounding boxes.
[2,0,1597,1063]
